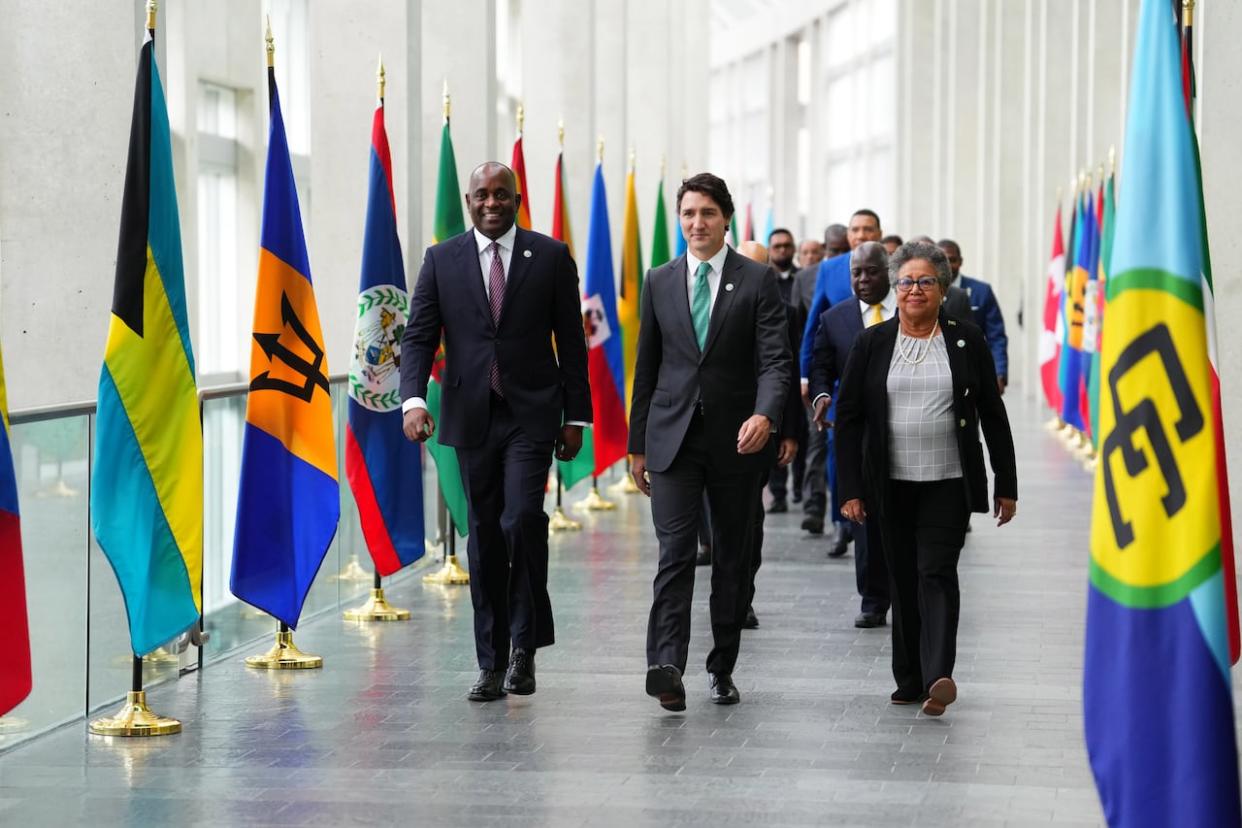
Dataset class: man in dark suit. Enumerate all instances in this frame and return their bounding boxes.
[938,239,1009,394]
[763,228,804,514]
[629,173,789,711]
[401,162,591,702]
[808,241,893,629]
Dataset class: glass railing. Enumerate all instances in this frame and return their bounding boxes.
[0,376,443,752]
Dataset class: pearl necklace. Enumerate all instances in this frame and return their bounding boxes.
[896,322,940,365]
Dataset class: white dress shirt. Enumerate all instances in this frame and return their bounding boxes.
[685,244,729,312]
[811,289,897,407]
[403,224,588,428]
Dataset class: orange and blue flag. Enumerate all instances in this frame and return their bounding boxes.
[231,66,339,627]
[344,96,423,577]
[0,340,31,716]
[1084,0,1241,823]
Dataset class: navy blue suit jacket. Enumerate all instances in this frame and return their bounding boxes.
[807,299,865,417]
[955,274,1008,379]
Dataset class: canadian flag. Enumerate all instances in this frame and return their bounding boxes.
[1038,204,1065,414]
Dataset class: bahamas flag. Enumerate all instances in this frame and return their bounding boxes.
[344,94,424,577]
[1084,0,1242,824]
[92,27,203,656]
[551,148,594,491]
[583,164,628,475]
[231,65,339,628]
[617,161,643,417]
[0,341,31,715]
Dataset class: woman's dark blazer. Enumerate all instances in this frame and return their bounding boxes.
[834,309,1018,518]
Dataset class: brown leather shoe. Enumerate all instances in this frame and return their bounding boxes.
[921,677,957,716]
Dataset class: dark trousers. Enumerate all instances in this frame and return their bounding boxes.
[456,396,555,671]
[647,414,762,675]
[802,409,826,518]
[855,516,890,616]
[878,478,969,695]
[748,471,769,608]
[767,414,806,502]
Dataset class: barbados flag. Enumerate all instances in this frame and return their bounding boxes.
[231,64,339,628]
[1084,0,1241,824]
[344,95,423,577]
[0,340,31,716]
[583,163,627,475]
[91,25,203,656]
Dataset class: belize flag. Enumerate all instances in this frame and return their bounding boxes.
[344,95,424,577]
[582,163,627,475]
[231,64,339,628]
[1084,0,1242,824]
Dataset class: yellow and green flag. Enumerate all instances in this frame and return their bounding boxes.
[92,21,202,656]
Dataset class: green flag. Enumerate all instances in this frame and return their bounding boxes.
[729,212,738,247]
[650,178,670,269]
[427,120,469,535]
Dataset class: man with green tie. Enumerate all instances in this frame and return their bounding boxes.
[628,173,790,711]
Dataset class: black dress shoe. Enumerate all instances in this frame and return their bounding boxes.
[801,515,824,534]
[645,665,686,711]
[503,648,536,695]
[742,606,759,629]
[792,489,803,504]
[767,499,788,514]
[854,612,887,628]
[708,672,740,705]
[696,545,712,566]
[467,669,508,702]
[827,524,850,558]
[890,688,928,705]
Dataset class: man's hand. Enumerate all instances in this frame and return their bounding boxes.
[737,415,773,455]
[629,453,651,496]
[555,425,584,461]
[812,396,831,431]
[840,498,867,524]
[403,408,435,443]
[776,438,798,466]
[997,375,1007,396]
[994,496,1017,527]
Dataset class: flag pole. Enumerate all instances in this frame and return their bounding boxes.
[343,55,411,621]
[550,466,582,531]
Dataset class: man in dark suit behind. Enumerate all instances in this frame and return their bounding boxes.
[808,241,893,630]
[400,162,591,703]
[629,173,790,711]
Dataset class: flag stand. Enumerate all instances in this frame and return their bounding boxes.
[344,572,411,621]
[607,460,642,495]
[576,477,616,511]
[1043,416,1065,432]
[550,467,582,531]
[245,622,323,669]
[331,553,373,583]
[0,716,28,735]
[89,654,181,736]
[423,492,469,584]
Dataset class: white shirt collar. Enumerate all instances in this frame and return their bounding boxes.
[474,222,517,254]
[686,243,730,278]
[859,288,896,315]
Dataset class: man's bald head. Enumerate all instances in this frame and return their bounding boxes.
[468,161,517,191]
[737,240,768,264]
[465,162,522,239]
[849,241,890,305]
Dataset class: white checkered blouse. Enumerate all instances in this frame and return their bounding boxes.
[886,332,963,481]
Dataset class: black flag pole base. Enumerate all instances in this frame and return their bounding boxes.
[330,553,373,583]
[89,655,181,737]
[549,506,582,532]
[344,575,411,621]
[245,623,322,670]
[422,554,470,585]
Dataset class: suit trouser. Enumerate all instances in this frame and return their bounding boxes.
[456,396,555,671]
[854,515,890,616]
[748,471,770,609]
[801,409,827,518]
[767,413,806,502]
[877,478,969,695]
[647,414,762,675]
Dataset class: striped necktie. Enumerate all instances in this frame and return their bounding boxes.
[488,241,505,395]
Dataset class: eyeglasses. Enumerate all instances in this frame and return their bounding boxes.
[894,276,940,293]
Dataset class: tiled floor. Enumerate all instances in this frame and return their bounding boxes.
[0,394,1108,826]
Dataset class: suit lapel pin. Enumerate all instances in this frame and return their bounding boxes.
[523,249,532,258]
[725,283,735,292]
[957,339,966,348]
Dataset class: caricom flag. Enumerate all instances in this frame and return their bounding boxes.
[1084,0,1242,824]
[344,97,424,577]
[91,28,203,656]
[231,66,339,628]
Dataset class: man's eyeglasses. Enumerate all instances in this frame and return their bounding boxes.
[895,276,940,293]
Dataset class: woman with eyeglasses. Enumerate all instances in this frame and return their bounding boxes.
[834,240,1017,717]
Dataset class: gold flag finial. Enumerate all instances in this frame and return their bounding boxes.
[442,78,451,120]
[660,153,666,180]
[145,0,157,31]
[557,117,565,148]
[597,136,605,162]
[1096,162,1105,183]
[516,103,524,136]
[1056,185,1062,204]
[1183,0,1195,28]
[265,16,274,67]
[1084,168,1093,188]
[1108,144,1117,175]
[377,54,386,101]
[680,161,688,180]
[629,147,636,172]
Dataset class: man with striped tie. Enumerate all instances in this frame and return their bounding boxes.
[808,241,893,629]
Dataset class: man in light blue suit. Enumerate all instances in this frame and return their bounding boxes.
[938,239,1009,395]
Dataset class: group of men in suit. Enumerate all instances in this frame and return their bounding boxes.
[398,159,1008,711]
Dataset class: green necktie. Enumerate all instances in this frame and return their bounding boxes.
[691,261,711,350]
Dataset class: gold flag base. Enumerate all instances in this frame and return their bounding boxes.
[1043,416,1065,432]
[549,506,582,532]
[607,474,642,495]
[343,588,411,622]
[331,554,372,583]
[35,479,79,499]
[88,691,181,737]
[0,716,29,734]
[245,630,323,669]
[574,489,617,511]
[422,554,470,585]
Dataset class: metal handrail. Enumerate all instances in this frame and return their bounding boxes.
[9,372,349,425]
